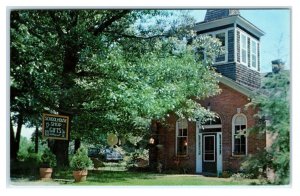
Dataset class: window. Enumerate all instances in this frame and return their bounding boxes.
[198,30,228,63]
[232,114,247,155]
[251,40,257,69]
[240,33,247,65]
[176,119,188,156]
[215,32,226,62]
[239,30,259,71]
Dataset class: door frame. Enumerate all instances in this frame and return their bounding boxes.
[196,121,222,174]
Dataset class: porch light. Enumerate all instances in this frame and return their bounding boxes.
[184,140,188,146]
[149,137,155,144]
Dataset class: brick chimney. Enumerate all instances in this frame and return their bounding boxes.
[271,59,285,74]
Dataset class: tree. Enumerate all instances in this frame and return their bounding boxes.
[242,66,290,184]
[10,10,222,166]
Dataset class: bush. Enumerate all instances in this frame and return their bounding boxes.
[70,147,93,170]
[40,147,57,168]
[240,151,272,179]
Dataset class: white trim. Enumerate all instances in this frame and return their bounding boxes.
[234,27,237,63]
[217,132,223,175]
[196,128,202,173]
[218,76,254,97]
[250,39,258,71]
[237,27,260,72]
[203,135,215,162]
[202,124,222,129]
[200,29,231,64]
[194,15,264,38]
[231,113,248,156]
[240,31,248,66]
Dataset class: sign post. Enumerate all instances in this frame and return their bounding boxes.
[42,113,69,140]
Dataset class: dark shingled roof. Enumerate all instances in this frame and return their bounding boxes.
[204,9,240,22]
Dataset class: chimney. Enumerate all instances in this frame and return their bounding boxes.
[271,59,284,74]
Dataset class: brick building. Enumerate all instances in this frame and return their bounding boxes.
[149,9,266,175]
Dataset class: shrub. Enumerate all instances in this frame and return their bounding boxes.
[70,147,93,170]
[40,147,57,168]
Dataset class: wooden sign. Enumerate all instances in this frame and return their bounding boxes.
[42,113,69,140]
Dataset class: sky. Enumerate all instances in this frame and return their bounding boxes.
[190,9,291,73]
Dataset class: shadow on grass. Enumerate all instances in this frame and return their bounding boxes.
[52,168,158,185]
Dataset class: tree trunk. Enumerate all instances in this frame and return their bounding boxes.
[35,126,39,153]
[74,138,81,153]
[53,140,70,167]
[14,113,23,156]
[10,117,17,160]
[10,113,23,161]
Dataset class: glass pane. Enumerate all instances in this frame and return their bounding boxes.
[241,34,246,48]
[205,154,214,161]
[216,33,225,46]
[177,137,187,155]
[242,49,247,63]
[178,119,188,129]
[251,40,257,53]
[252,55,257,68]
[182,129,187,136]
[241,144,246,154]
[205,136,214,151]
[235,115,246,125]
[241,125,246,130]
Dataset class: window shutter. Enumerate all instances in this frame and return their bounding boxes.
[247,37,250,67]
[236,30,240,63]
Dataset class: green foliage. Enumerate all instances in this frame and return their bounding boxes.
[70,147,93,170]
[40,147,57,168]
[17,136,33,161]
[243,70,290,184]
[10,10,222,165]
[241,151,273,179]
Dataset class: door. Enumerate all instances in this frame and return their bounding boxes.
[203,134,216,173]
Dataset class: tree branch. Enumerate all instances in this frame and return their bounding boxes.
[103,30,168,40]
[92,10,131,36]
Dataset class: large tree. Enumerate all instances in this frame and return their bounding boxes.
[242,65,290,184]
[10,10,222,166]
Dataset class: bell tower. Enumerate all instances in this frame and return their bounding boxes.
[194,9,265,90]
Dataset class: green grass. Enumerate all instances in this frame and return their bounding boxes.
[11,170,260,186]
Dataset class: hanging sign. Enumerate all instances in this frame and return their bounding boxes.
[42,113,69,140]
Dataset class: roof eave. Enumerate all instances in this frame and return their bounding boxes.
[194,15,265,38]
[218,76,255,98]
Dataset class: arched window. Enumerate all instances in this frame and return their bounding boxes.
[232,114,247,155]
[176,119,188,156]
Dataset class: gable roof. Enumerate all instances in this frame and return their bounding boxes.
[218,76,255,97]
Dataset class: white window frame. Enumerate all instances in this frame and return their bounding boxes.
[238,29,259,72]
[250,39,258,70]
[213,31,228,64]
[201,29,228,64]
[232,113,248,156]
[176,118,188,156]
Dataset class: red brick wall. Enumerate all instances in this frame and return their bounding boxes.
[153,83,266,173]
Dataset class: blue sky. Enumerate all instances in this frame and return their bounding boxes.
[190,9,291,73]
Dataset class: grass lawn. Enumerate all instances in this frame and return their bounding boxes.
[10,170,260,186]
